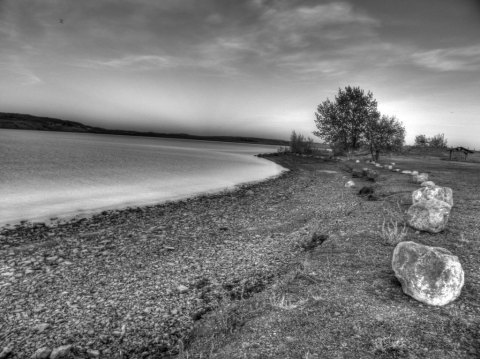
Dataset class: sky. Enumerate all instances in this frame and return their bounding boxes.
[1,0,480,147]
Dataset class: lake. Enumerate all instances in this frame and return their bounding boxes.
[0,130,286,227]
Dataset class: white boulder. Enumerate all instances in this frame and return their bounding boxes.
[401,170,412,174]
[392,241,464,306]
[407,198,451,233]
[412,186,453,207]
[420,181,436,187]
[412,173,429,183]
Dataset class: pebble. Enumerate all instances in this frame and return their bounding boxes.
[177,285,189,293]
[0,347,12,359]
[86,349,100,358]
[33,323,50,333]
[31,347,51,359]
[50,345,72,359]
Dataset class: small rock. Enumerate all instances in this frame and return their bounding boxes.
[33,323,50,333]
[177,285,189,293]
[412,172,429,183]
[344,180,355,188]
[31,347,51,359]
[351,168,363,178]
[392,241,464,306]
[411,171,419,176]
[245,190,254,196]
[401,170,412,174]
[0,346,12,359]
[358,186,374,196]
[86,349,100,358]
[50,345,72,359]
[366,169,379,181]
[355,160,360,163]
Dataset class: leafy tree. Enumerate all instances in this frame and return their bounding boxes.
[429,133,448,148]
[290,130,314,154]
[314,86,378,152]
[314,86,405,159]
[414,134,428,147]
[365,115,405,161]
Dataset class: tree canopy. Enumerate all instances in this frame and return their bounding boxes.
[314,86,405,159]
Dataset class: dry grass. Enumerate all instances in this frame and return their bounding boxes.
[380,218,408,245]
[181,154,480,359]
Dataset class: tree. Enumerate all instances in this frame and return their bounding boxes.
[290,130,314,154]
[365,115,405,161]
[314,86,378,153]
[414,134,428,147]
[314,86,405,159]
[429,133,448,148]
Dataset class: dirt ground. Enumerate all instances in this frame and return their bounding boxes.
[1,153,479,358]
[183,153,480,359]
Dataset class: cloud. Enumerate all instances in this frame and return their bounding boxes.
[412,45,480,71]
[85,55,173,70]
[0,60,42,86]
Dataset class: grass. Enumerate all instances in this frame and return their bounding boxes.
[380,218,408,246]
[180,153,480,358]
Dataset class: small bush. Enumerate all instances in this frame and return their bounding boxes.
[290,130,314,154]
[380,218,407,245]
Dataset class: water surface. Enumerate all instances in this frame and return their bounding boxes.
[0,130,285,226]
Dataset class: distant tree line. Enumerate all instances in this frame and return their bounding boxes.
[414,133,448,148]
[313,86,405,161]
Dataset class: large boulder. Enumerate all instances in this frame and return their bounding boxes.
[412,186,453,207]
[407,198,451,233]
[392,241,464,306]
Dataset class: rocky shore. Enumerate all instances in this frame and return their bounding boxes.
[0,154,343,358]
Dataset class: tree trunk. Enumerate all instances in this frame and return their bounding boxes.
[375,150,380,161]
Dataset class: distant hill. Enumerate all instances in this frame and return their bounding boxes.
[0,112,289,146]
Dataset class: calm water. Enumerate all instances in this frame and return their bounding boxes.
[0,130,285,227]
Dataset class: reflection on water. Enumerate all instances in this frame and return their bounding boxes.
[0,130,285,226]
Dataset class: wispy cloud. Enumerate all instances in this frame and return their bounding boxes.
[0,55,42,86]
[84,55,173,70]
[412,45,480,71]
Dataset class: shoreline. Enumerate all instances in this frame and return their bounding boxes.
[0,151,287,231]
[2,154,479,358]
[0,153,336,358]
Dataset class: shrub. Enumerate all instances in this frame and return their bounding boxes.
[290,130,314,154]
[380,218,407,245]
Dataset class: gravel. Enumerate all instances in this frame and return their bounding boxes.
[0,155,340,358]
